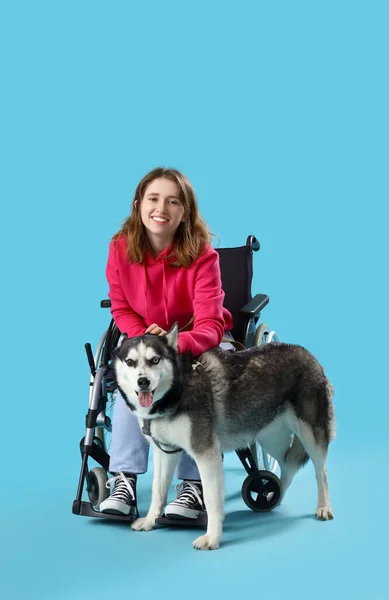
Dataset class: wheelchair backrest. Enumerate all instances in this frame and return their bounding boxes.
[216,238,257,345]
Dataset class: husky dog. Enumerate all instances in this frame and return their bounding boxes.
[113,324,335,550]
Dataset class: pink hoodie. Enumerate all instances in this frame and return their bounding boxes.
[106,236,233,356]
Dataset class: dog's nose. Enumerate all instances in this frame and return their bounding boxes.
[137,377,151,390]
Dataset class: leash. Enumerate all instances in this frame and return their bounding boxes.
[221,337,246,351]
[141,418,183,454]
[141,361,204,455]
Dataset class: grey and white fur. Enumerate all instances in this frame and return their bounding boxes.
[113,323,335,550]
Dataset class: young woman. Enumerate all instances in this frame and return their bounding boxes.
[100,167,233,521]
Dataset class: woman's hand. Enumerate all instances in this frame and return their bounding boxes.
[145,324,167,336]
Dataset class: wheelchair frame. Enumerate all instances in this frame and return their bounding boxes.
[72,235,281,525]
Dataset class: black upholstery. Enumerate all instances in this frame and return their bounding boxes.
[216,245,255,345]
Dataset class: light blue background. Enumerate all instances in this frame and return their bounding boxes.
[1,1,388,599]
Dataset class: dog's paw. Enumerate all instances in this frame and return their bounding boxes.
[192,534,220,551]
[131,517,156,531]
[315,506,334,520]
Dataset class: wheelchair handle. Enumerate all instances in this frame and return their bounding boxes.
[100,300,111,308]
[85,343,96,377]
[246,235,260,252]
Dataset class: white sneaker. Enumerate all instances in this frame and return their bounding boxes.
[100,472,138,517]
[164,480,205,520]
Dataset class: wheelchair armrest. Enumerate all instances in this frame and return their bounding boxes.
[239,294,269,318]
[101,299,111,308]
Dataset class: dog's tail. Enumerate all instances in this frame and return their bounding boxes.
[326,378,336,442]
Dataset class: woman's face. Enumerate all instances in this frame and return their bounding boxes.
[138,177,186,250]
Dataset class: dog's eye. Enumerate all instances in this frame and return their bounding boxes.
[125,358,135,367]
[151,357,160,364]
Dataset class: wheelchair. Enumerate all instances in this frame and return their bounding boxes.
[72,235,281,526]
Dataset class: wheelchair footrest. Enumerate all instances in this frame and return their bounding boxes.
[155,512,208,529]
[72,500,137,522]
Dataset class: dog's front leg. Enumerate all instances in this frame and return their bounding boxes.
[191,442,224,550]
[132,444,179,532]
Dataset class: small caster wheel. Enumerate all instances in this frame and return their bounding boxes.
[242,470,281,512]
[88,467,109,509]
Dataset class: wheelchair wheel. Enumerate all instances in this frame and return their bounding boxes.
[242,471,281,512]
[254,322,281,346]
[94,388,116,455]
[254,322,270,346]
[89,325,119,455]
[88,467,109,509]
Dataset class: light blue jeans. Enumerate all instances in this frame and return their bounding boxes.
[109,333,234,479]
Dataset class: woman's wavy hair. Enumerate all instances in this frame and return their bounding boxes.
[113,167,212,267]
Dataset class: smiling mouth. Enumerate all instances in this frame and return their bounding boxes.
[151,216,169,223]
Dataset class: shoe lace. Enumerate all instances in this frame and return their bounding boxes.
[174,481,204,508]
[106,471,135,501]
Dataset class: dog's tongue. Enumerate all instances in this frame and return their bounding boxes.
[138,392,153,407]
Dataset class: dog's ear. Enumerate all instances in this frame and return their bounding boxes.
[165,322,179,350]
[116,332,128,348]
